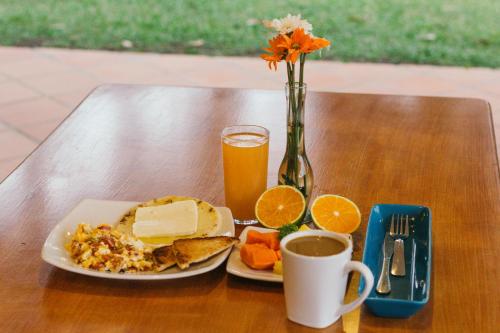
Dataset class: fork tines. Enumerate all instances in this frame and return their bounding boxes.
[390,214,396,235]
[390,214,410,236]
[403,215,409,237]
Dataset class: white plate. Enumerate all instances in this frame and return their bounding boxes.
[226,226,353,283]
[226,226,283,283]
[41,199,235,280]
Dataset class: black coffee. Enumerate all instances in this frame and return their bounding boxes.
[286,236,346,257]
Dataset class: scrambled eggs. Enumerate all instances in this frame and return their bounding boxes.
[66,223,157,272]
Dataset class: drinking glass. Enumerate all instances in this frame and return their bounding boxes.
[222,125,269,225]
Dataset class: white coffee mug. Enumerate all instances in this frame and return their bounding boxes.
[281,230,374,329]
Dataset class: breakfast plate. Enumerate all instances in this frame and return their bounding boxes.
[226,226,283,283]
[41,199,235,280]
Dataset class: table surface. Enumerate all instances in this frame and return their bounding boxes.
[0,85,498,333]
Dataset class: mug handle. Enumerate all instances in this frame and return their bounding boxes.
[337,261,374,316]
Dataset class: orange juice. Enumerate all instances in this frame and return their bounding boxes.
[222,126,269,222]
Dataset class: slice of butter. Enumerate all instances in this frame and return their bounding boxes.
[133,200,198,237]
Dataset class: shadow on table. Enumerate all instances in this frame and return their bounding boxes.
[37,262,229,330]
[360,276,434,331]
[226,274,283,293]
[39,261,226,298]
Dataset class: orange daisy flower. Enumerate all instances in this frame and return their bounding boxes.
[308,37,331,52]
[278,28,314,63]
[260,35,287,70]
[261,27,331,70]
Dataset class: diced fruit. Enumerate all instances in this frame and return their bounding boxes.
[246,230,280,250]
[275,249,282,260]
[240,243,279,270]
[311,195,361,234]
[255,185,306,228]
[298,224,311,231]
[273,260,282,275]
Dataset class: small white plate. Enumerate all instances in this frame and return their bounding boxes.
[226,226,283,283]
[41,199,235,280]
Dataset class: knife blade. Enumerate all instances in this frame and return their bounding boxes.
[342,269,361,333]
[342,233,362,333]
[375,232,394,294]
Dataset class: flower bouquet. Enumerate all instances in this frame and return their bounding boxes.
[261,14,330,202]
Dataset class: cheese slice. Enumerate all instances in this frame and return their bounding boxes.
[133,200,198,237]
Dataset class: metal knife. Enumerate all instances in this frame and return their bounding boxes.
[376,232,394,294]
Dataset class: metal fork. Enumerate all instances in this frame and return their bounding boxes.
[390,214,409,276]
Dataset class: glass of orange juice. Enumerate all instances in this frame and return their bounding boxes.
[222,125,269,224]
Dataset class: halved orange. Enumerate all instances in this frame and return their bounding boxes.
[311,195,361,234]
[255,185,306,229]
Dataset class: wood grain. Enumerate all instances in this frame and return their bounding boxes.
[0,85,498,332]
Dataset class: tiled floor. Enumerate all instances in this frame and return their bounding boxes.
[0,46,499,181]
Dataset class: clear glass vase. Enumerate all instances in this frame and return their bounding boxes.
[278,82,314,203]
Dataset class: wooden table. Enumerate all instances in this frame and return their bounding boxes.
[0,85,498,332]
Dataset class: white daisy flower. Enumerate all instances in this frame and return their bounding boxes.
[267,14,313,35]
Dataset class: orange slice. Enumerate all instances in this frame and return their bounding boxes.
[311,195,361,234]
[255,185,306,228]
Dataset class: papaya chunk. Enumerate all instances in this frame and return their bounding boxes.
[240,243,278,270]
[246,230,280,250]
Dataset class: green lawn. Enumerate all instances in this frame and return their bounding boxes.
[0,0,499,67]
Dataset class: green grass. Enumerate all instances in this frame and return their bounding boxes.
[0,0,499,67]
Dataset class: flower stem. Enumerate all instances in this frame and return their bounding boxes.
[285,62,298,185]
[299,54,306,86]
[286,62,293,85]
